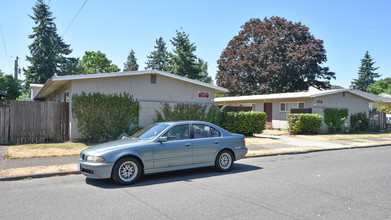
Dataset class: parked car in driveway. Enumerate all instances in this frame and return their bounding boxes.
[78,121,247,185]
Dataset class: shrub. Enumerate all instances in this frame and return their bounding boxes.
[323,108,348,133]
[155,103,222,126]
[287,113,322,134]
[223,111,266,136]
[154,104,266,135]
[72,92,139,142]
[350,112,369,132]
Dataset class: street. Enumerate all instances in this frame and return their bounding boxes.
[1,146,391,219]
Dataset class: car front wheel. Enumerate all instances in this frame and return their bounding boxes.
[112,157,141,185]
[215,150,234,172]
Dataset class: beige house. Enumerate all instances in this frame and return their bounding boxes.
[32,70,228,139]
[215,87,376,132]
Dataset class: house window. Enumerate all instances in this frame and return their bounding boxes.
[63,91,69,102]
[280,102,305,112]
[151,74,156,84]
[280,103,286,112]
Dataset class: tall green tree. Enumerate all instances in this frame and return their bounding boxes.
[145,37,169,71]
[24,0,72,86]
[60,57,83,75]
[168,30,212,83]
[123,49,139,71]
[78,51,120,74]
[217,17,335,96]
[0,69,22,102]
[352,51,380,91]
[367,78,391,95]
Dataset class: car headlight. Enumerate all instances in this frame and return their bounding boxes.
[86,155,106,163]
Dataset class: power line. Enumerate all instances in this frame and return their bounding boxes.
[0,22,11,74]
[40,0,88,67]
[62,0,88,38]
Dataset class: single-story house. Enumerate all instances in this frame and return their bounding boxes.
[215,87,376,132]
[364,92,391,111]
[32,70,228,139]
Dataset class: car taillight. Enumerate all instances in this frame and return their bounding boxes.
[244,139,246,146]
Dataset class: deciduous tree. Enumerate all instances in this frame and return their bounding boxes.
[217,17,335,95]
[367,78,391,95]
[78,51,120,74]
[0,69,22,102]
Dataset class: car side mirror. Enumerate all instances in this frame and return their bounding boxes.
[158,136,167,143]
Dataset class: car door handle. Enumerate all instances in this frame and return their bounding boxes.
[185,143,191,147]
[214,141,220,145]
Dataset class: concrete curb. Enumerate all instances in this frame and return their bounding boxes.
[0,143,390,182]
[0,170,81,182]
[245,143,391,158]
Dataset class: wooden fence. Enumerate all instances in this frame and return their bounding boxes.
[0,101,69,145]
[0,104,10,144]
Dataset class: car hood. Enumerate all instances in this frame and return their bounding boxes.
[82,138,151,156]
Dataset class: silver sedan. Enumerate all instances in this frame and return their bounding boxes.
[78,121,247,185]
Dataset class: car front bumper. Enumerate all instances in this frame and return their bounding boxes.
[78,159,114,179]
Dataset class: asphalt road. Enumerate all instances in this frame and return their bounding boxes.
[1,146,391,219]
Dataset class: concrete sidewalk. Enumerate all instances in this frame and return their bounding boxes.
[1,135,390,181]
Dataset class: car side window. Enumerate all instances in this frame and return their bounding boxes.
[163,125,190,141]
[193,124,211,139]
[211,127,221,137]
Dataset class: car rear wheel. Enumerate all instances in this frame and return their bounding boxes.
[215,150,234,172]
[112,157,141,185]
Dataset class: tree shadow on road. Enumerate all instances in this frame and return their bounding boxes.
[85,163,262,189]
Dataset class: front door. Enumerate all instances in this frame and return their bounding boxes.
[153,124,192,168]
[264,103,272,127]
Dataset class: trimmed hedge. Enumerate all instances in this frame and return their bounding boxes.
[155,103,266,135]
[350,112,369,132]
[155,103,222,126]
[287,113,322,134]
[323,108,348,133]
[72,92,139,142]
[223,111,267,136]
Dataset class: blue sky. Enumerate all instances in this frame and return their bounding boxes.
[0,0,390,88]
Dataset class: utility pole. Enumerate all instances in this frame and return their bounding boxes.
[14,56,19,79]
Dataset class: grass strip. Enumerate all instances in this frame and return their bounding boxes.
[0,163,78,178]
[246,146,322,157]
[5,142,94,159]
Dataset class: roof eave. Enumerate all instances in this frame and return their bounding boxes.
[34,78,54,100]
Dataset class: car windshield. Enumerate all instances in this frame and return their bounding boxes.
[131,123,170,140]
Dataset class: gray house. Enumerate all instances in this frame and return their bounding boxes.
[215,87,376,132]
[31,70,228,140]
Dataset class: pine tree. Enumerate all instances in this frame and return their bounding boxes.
[123,49,139,71]
[145,37,169,71]
[168,30,211,83]
[24,0,72,87]
[352,51,380,91]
